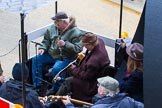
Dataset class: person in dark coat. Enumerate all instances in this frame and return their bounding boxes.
[71,32,110,102]
[0,63,44,108]
[56,32,110,103]
[119,43,144,102]
[61,76,144,108]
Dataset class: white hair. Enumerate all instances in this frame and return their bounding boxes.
[61,17,70,24]
[99,85,120,97]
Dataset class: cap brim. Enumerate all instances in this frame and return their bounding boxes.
[51,16,68,20]
[51,16,57,20]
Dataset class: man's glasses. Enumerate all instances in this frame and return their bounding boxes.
[54,19,62,24]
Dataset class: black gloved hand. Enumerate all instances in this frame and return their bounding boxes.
[45,72,53,77]
[45,68,54,77]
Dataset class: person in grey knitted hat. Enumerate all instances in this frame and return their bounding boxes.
[61,76,144,108]
[97,76,119,97]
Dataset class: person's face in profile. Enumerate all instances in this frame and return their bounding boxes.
[97,83,106,98]
[54,19,64,29]
[82,43,94,51]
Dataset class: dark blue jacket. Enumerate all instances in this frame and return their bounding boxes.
[66,93,144,108]
[0,79,44,108]
[119,69,143,102]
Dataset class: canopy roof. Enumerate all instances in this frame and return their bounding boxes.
[0,0,55,14]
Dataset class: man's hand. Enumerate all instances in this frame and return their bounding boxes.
[120,39,126,48]
[57,40,65,47]
[38,49,45,55]
[61,95,71,105]
[39,96,47,104]
[70,64,76,70]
